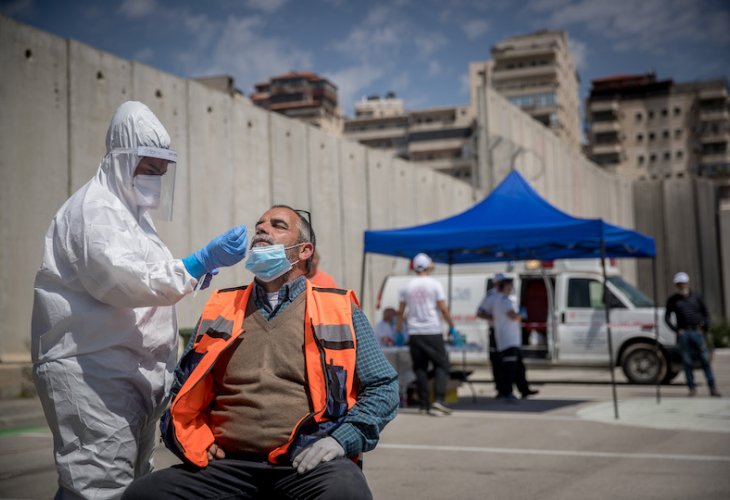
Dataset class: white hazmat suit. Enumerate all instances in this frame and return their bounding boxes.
[31,102,197,499]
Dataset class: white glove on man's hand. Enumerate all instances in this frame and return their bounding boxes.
[291,436,345,474]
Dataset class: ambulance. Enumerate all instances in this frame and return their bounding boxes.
[375,259,681,384]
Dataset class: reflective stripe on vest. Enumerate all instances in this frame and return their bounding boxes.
[170,279,358,467]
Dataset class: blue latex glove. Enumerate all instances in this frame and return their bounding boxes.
[183,225,247,278]
[449,326,464,346]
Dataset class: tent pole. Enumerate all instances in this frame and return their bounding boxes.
[359,251,367,304]
[652,257,661,404]
[447,251,453,309]
[601,241,619,420]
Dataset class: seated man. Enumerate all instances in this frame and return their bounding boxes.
[123,205,399,500]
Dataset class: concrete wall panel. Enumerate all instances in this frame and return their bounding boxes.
[131,62,190,271]
[720,205,730,318]
[695,179,722,317]
[339,141,369,306]
[308,127,344,285]
[68,40,132,192]
[182,82,237,325]
[230,96,273,289]
[0,18,68,361]
[663,179,702,296]
[269,113,309,210]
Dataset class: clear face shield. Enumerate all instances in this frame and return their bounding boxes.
[114,146,178,221]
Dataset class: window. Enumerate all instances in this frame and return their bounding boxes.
[676,150,684,159]
[650,154,657,162]
[675,129,682,139]
[649,132,656,141]
[635,112,643,122]
[674,107,681,116]
[664,151,671,160]
[567,279,624,309]
[607,276,653,307]
[637,133,644,142]
[648,110,655,119]
[663,130,669,139]
[661,109,668,117]
[638,155,645,165]
[507,92,556,109]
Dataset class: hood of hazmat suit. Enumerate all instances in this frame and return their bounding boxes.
[31,101,197,364]
[30,101,197,498]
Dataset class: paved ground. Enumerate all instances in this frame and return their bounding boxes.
[2,351,729,499]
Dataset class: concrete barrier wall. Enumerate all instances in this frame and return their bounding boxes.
[634,177,725,317]
[0,17,649,361]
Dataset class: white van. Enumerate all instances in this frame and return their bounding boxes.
[375,260,681,384]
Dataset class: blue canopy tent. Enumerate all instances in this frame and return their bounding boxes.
[362,171,659,418]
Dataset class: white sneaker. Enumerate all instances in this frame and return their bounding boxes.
[430,401,453,415]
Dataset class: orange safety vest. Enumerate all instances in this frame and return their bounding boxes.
[168,280,359,467]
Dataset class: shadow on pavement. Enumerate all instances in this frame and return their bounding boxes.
[448,396,589,413]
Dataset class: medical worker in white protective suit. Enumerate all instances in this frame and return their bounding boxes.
[31,101,248,500]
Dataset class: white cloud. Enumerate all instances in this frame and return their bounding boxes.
[462,19,490,40]
[428,60,442,77]
[134,47,155,62]
[245,0,288,14]
[118,0,157,18]
[568,37,589,70]
[526,0,730,52]
[414,33,448,58]
[325,64,385,116]
[185,15,313,94]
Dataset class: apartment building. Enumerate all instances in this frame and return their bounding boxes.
[251,71,343,136]
[343,95,475,179]
[585,73,730,182]
[479,30,581,151]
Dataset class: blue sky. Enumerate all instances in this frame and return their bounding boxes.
[2,0,729,118]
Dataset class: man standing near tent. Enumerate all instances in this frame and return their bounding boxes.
[396,253,457,416]
[665,272,721,397]
[477,273,509,398]
[492,276,539,401]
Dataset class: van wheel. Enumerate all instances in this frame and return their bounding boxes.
[621,343,667,384]
[661,366,680,385]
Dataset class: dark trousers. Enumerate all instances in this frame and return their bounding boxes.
[488,329,509,396]
[499,347,530,397]
[121,457,372,500]
[678,329,716,391]
[409,334,450,408]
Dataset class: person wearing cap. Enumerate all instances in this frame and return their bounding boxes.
[664,272,720,397]
[477,273,509,398]
[491,276,539,401]
[396,253,457,416]
[31,102,250,499]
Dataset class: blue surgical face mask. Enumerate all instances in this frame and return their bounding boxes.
[245,243,303,283]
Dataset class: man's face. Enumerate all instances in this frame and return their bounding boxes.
[134,156,168,176]
[501,281,514,295]
[251,207,314,263]
[676,283,690,296]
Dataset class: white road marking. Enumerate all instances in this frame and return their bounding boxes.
[378,443,730,462]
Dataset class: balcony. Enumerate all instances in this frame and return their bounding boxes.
[343,127,405,143]
[589,120,620,133]
[491,63,558,81]
[408,138,469,154]
[699,108,729,121]
[589,100,619,112]
[591,142,623,156]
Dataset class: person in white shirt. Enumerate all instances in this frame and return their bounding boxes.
[491,276,538,401]
[396,253,457,416]
[477,273,508,398]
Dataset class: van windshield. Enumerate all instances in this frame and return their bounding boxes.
[607,276,654,307]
